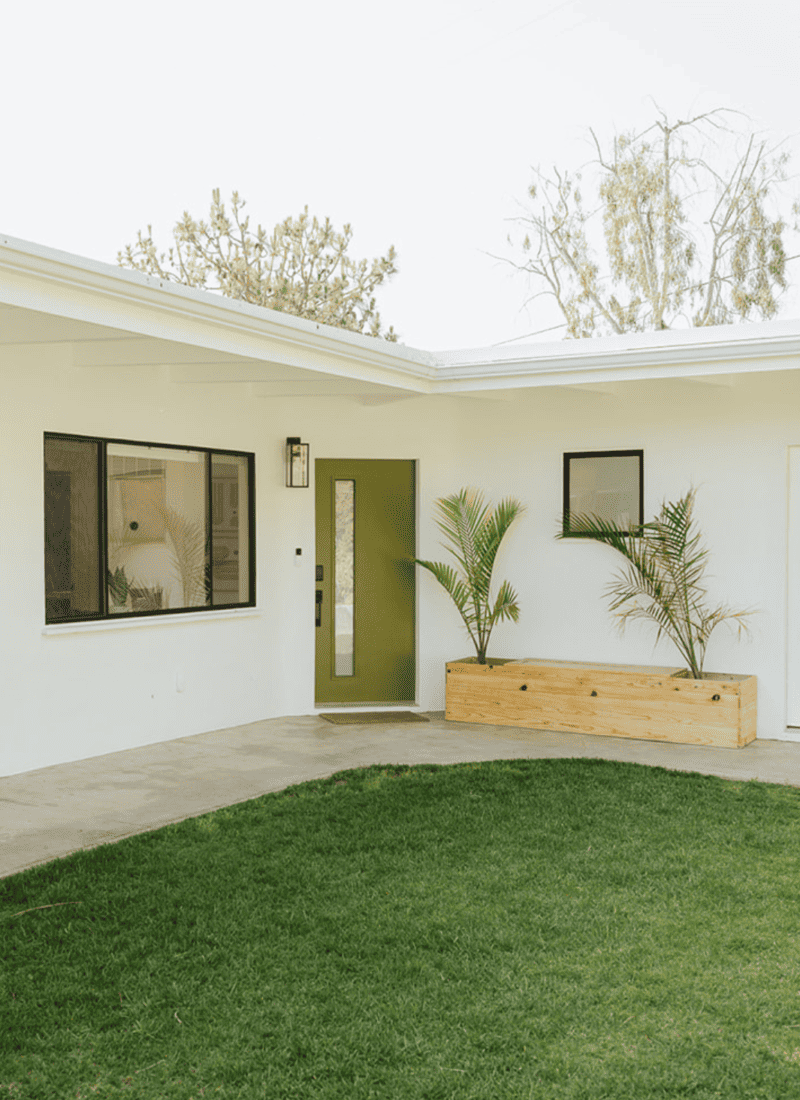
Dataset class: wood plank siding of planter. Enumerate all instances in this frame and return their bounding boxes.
[445,658,757,748]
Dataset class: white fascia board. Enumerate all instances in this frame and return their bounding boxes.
[430,320,800,391]
[0,233,437,393]
[5,232,800,394]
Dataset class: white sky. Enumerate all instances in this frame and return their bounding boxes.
[3,0,799,350]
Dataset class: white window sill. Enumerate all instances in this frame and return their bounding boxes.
[42,607,260,635]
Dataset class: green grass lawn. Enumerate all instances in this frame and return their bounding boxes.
[3,758,800,1099]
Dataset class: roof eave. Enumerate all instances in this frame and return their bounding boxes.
[4,232,800,393]
[0,233,438,393]
[430,322,800,391]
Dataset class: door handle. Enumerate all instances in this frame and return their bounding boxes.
[315,589,323,627]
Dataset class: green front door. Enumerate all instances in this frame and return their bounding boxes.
[315,459,415,705]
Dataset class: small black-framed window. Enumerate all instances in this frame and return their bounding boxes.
[44,433,255,623]
[562,449,643,537]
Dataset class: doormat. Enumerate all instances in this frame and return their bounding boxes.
[321,711,430,725]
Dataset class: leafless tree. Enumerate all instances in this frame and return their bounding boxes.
[506,109,798,337]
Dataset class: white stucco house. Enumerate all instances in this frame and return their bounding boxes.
[3,231,800,778]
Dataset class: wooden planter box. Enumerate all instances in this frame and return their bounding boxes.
[445,658,757,748]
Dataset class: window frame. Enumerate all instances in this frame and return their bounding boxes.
[562,449,644,538]
[44,432,256,624]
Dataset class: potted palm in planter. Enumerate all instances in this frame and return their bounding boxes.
[493,487,756,748]
[558,487,753,681]
[414,487,525,719]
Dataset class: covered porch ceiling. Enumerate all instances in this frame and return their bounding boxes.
[0,301,422,402]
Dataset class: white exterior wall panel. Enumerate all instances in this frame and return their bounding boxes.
[2,264,800,774]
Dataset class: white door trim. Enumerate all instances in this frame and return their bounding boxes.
[786,447,800,727]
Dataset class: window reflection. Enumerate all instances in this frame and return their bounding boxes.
[334,480,354,676]
[107,444,209,612]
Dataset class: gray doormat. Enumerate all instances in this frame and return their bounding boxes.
[320,711,430,725]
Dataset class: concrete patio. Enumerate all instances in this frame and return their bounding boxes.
[3,713,800,880]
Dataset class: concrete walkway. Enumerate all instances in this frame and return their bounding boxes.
[4,713,800,880]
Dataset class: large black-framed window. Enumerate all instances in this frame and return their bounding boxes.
[562,449,643,537]
[44,433,255,623]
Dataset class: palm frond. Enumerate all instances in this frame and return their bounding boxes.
[490,579,522,625]
[415,560,473,618]
[416,488,524,662]
[558,487,753,678]
[473,497,525,599]
[433,490,486,577]
[159,506,210,608]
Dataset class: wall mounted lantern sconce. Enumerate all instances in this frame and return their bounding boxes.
[286,437,310,487]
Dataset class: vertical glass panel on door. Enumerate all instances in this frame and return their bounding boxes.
[106,443,210,612]
[334,479,355,676]
[44,437,101,621]
[211,453,250,604]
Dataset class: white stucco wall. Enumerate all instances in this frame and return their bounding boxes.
[2,342,799,777]
[412,372,799,742]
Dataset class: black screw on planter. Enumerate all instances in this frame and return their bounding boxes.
[712,694,721,701]
[519,684,528,691]
[591,690,598,697]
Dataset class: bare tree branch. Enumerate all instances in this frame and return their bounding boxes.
[505,110,797,337]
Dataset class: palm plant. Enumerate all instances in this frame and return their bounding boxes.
[559,487,751,679]
[160,506,210,608]
[415,488,524,664]
[107,565,129,608]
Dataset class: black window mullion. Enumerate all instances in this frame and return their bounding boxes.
[98,441,108,615]
[248,453,256,605]
[206,451,213,607]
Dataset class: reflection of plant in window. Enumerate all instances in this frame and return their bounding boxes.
[107,566,129,607]
[161,507,210,608]
[107,531,136,611]
[107,506,208,610]
[130,585,164,612]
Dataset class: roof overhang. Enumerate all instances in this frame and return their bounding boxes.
[3,232,800,396]
[433,321,800,392]
[0,234,437,401]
